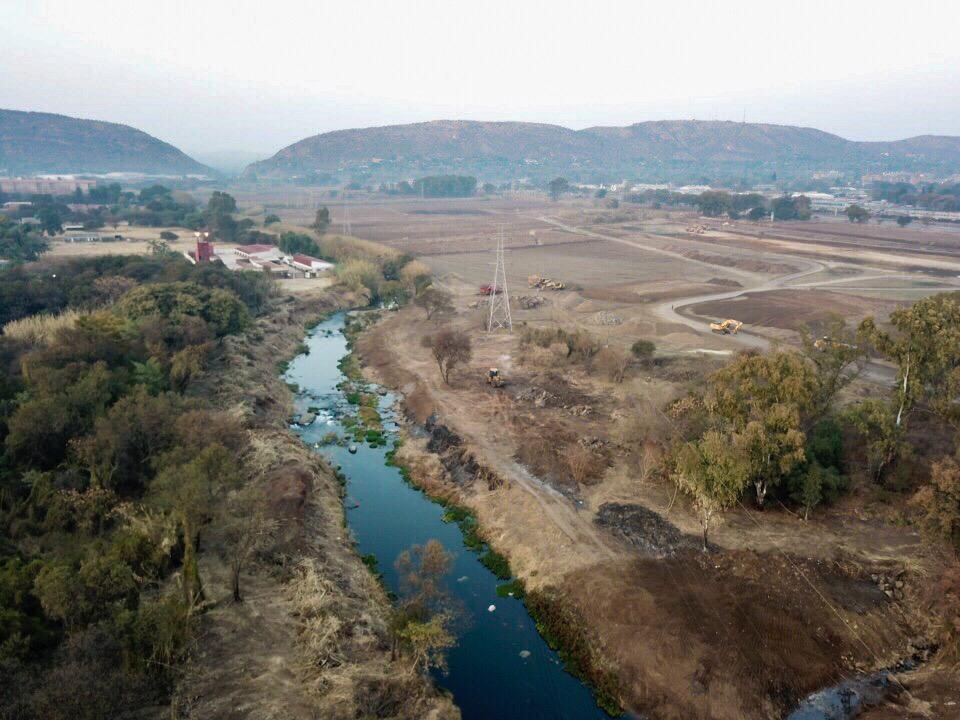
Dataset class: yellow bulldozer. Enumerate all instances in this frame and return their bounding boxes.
[710,318,743,335]
[486,368,504,388]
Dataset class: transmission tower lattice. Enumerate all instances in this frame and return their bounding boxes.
[486,229,513,332]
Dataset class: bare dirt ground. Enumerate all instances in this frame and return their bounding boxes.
[239,191,960,718]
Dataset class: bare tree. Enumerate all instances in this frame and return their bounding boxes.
[220,485,279,602]
[564,443,605,486]
[414,287,454,320]
[422,330,472,384]
[594,346,631,383]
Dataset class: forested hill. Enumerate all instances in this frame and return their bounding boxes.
[243,119,960,183]
[0,109,211,176]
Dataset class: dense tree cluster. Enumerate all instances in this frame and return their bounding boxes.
[412,175,477,198]
[0,256,271,717]
[871,180,960,212]
[669,320,863,544]
[0,214,48,263]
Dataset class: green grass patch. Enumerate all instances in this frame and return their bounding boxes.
[525,589,623,716]
[496,579,525,599]
[479,550,511,580]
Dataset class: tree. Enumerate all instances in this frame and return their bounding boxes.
[564,442,605,486]
[630,339,656,365]
[311,207,330,234]
[859,295,960,429]
[896,215,913,227]
[381,255,412,281]
[159,231,178,240]
[842,399,902,483]
[153,443,241,610]
[147,238,171,257]
[392,540,457,672]
[548,177,570,201]
[594,346,631,383]
[799,316,865,419]
[696,191,733,217]
[708,351,820,427]
[734,404,807,508]
[846,204,870,223]
[219,485,278,602]
[38,206,63,236]
[335,259,381,298]
[674,430,749,550]
[277,231,320,256]
[913,454,960,554]
[206,191,237,216]
[422,330,471,384]
[790,462,843,521]
[414,287,453,320]
[397,616,455,674]
[263,213,280,225]
[595,188,608,199]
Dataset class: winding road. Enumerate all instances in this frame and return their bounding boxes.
[534,216,948,383]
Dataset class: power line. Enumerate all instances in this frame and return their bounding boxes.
[486,228,513,332]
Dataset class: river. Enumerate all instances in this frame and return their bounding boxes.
[285,312,614,720]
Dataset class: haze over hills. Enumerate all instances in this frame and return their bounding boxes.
[244,119,960,184]
[0,109,212,177]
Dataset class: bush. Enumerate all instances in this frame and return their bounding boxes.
[521,327,600,363]
[159,231,178,241]
[335,259,381,298]
[630,339,655,363]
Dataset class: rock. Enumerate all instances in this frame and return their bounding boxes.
[297,412,316,426]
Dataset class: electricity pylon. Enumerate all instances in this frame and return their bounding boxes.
[486,229,512,332]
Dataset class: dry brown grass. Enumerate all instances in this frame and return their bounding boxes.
[2,309,87,345]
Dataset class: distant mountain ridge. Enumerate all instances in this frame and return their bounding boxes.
[244,119,960,183]
[0,109,211,176]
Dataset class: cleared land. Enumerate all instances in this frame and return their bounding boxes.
[239,191,960,717]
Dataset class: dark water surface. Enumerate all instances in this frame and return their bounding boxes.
[285,313,612,720]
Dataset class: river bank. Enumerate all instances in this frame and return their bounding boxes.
[285,310,619,719]
[354,303,935,720]
[171,291,457,720]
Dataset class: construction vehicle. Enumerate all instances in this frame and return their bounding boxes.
[478,283,502,296]
[710,319,743,335]
[486,368,504,388]
[813,336,856,352]
[527,274,565,290]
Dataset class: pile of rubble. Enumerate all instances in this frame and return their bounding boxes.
[871,570,907,601]
[515,386,593,416]
[527,274,565,290]
[592,311,623,326]
[685,224,708,234]
[595,502,702,556]
[516,295,547,309]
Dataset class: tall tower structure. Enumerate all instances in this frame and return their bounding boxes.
[486,229,513,332]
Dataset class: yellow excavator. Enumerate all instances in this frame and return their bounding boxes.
[710,319,743,335]
[486,368,504,388]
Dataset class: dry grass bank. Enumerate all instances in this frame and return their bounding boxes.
[172,290,458,720]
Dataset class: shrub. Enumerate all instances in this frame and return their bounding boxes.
[630,339,655,363]
[159,231,178,241]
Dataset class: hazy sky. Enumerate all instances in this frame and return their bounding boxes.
[3,0,959,160]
